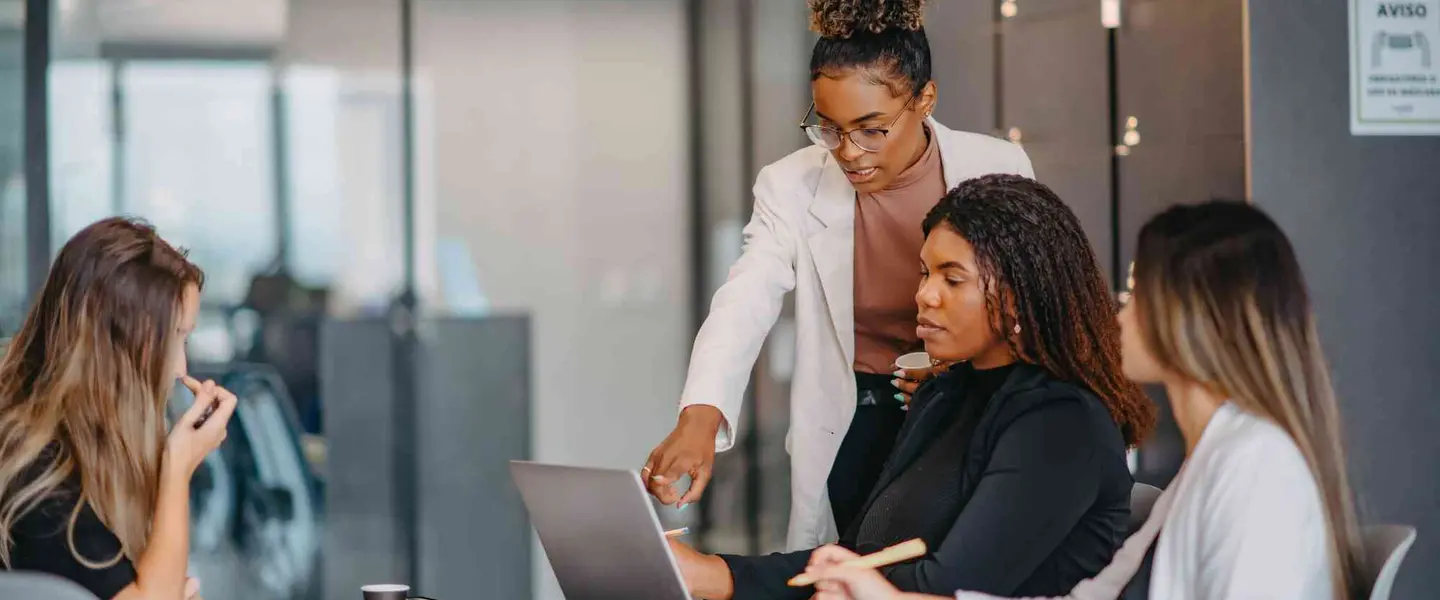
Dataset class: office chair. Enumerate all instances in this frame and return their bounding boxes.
[0,571,100,600]
[1360,524,1417,600]
[1128,482,1163,534]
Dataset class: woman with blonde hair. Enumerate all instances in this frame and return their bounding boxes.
[806,200,1364,599]
[0,217,237,600]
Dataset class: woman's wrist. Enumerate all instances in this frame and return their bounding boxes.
[160,449,192,483]
[678,405,724,434]
[134,451,194,600]
[691,553,735,600]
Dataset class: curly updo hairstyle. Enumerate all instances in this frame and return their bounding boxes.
[808,0,931,97]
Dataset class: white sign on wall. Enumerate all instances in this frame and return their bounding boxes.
[1350,0,1440,135]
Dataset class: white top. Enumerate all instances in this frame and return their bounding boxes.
[1151,401,1333,599]
[956,402,1335,600]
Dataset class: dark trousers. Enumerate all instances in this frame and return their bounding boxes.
[826,372,908,535]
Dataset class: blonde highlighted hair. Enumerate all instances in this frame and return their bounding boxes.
[0,217,203,569]
[1131,200,1362,599]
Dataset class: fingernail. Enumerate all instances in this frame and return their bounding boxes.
[892,370,905,378]
[894,393,904,402]
[901,404,910,412]
[679,503,689,512]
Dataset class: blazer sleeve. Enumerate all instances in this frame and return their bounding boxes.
[678,163,800,452]
[883,399,1107,595]
[1012,142,1036,178]
[717,549,815,600]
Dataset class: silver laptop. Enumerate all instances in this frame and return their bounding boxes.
[509,461,693,600]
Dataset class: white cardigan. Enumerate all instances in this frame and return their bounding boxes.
[957,402,1335,600]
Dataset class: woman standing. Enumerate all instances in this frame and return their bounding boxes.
[643,0,1032,550]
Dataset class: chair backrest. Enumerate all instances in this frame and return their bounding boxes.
[1128,482,1163,533]
[0,571,101,600]
[1360,524,1417,600]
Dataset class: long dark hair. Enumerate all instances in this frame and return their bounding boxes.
[0,217,204,568]
[923,174,1155,445]
[1133,200,1361,598]
[809,0,931,97]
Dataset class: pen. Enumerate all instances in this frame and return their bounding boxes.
[787,538,927,587]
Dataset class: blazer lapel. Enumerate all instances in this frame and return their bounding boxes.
[857,369,972,512]
[929,117,974,191]
[806,153,857,366]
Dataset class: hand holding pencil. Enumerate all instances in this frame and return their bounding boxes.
[797,540,930,600]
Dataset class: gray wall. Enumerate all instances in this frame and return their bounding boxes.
[1248,2,1440,598]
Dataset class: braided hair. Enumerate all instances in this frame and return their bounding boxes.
[922,174,1156,445]
[809,0,931,97]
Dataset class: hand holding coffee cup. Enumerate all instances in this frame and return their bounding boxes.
[892,352,948,407]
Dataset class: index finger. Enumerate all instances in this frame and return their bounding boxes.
[179,381,218,421]
[641,459,671,502]
[181,375,205,395]
[642,447,663,480]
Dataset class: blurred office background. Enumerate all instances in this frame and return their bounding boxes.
[0,1,1436,599]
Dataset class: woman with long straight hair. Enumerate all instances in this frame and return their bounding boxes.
[805,200,1364,599]
[0,217,237,600]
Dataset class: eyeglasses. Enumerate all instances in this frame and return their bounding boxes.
[798,96,916,153]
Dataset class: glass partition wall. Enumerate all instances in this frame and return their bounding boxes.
[20,2,799,599]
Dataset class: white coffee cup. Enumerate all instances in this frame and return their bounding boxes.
[361,584,411,600]
[894,351,934,371]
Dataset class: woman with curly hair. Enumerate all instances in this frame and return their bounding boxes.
[803,201,1361,600]
[644,0,1035,551]
[664,175,1156,600]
